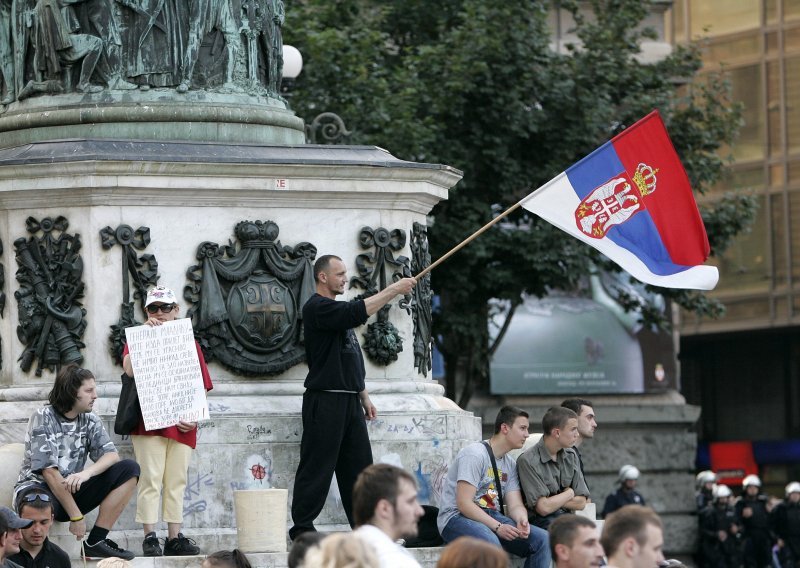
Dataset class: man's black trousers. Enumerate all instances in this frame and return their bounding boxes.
[289,390,373,540]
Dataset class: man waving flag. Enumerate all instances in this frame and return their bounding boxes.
[521,110,718,290]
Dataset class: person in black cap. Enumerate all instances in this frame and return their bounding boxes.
[0,512,16,568]
[0,507,32,568]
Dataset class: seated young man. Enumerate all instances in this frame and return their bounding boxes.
[8,491,70,568]
[436,406,550,568]
[517,406,589,528]
[14,365,140,560]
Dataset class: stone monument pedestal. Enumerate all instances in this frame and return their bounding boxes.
[0,140,480,556]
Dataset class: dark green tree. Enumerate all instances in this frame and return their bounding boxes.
[285,0,756,406]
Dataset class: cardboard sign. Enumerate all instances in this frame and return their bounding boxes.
[124,319,209,431]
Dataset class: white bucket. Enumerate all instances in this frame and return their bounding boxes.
[0,444,25,508]
[233,489,288,553]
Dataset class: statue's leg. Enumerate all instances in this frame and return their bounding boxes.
[0,23,14,103]
[223,31,239,86]
[105,44,137,90]
[63,35,104,93]
[178,28,201,92]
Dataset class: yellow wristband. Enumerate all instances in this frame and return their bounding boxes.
[69,515,84,522]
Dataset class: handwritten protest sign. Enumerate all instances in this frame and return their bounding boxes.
[124,318,209,431]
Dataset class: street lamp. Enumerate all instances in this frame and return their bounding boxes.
[280,45,350,144]
[281,45,303,96]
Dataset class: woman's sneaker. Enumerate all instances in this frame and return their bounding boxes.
[142,532,163,556]
[82,538,136,560]
[163,533,200,556]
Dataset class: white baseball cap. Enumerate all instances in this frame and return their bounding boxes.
[145,286,177,307]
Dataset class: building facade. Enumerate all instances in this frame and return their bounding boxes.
[671,0,800,488]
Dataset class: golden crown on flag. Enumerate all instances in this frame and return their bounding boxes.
[633,163,658,197]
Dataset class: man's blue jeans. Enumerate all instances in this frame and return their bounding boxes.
[441,508,551,568]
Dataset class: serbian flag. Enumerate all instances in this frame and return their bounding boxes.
[521,110,718,290]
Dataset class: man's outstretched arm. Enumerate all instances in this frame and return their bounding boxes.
[363,278,416,316]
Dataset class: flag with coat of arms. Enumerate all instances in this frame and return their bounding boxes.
[520,110,718,290]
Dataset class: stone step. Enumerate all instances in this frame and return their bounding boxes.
[61,535,443,568]
[70,548,444,568]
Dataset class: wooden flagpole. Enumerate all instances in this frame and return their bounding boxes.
[414,201,523,281]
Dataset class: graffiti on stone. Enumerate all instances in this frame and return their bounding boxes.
[414,457,448,506]
[183,469,214,518]
[246,424,272,440]
[243,453,273,487]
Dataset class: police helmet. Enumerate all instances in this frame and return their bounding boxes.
[786,482,800,497]
[618,464,640,482]
[713,484,732,500]
[742,474,762,489]
[696,470,716,488]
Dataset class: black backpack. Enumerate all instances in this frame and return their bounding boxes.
[404,505,444,548]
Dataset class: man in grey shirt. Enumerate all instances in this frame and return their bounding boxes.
[437,406,550,568]
[518,407,589,529]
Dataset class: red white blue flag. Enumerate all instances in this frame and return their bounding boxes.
[521,110,718,290]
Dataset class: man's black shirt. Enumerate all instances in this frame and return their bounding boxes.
[8,539,71,568]
[302,293,369,392]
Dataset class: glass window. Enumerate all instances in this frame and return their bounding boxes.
[766,0,779,24]
[717,195,769,292]
[673,1,687,43]
[722,298,771,320]
[788,58,800,154]
[789,160,800,185]
[767,31,779,55]
[772,163,786,186]
[787,26,800,52]
[705,33,761,63]
[734,165,767,189]
[712,165,765,194]
[729,64,766,161]
[789,192,800,281]
[775,296,788,319]
[768,61,782,157]
[773,194,789,284]
[691,0,759,37]
[787,0,800,21]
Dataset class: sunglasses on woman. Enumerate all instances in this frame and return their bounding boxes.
[146,304,177,314]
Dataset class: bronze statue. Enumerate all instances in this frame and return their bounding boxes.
[0,0,13,105]
[177,0,241,92]
[119,0,183,87]
[261,0,282,94]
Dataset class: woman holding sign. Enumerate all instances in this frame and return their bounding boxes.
[122,286,214,557]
